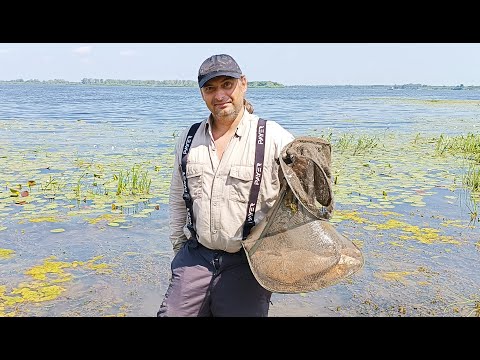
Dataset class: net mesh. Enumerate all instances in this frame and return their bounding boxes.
[242,137,364,293]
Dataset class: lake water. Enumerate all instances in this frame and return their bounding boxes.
[0,84,479,317]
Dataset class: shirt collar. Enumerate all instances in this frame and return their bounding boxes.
[235,109,249,137]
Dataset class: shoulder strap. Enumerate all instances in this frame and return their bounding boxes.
[242,118,267,240]
[180,119,267,242]
[181,122,201,239]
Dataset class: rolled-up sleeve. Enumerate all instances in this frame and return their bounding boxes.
[272,122,295,160]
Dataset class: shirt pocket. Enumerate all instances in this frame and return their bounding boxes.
[186,163,203,199]
[228,165,254,203]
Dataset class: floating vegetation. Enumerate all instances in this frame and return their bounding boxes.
[0,248,15,259]
[444,292,480,317]
[0,255,112,316]
[1,88,479,317]
[332,210,461,245]
[0,144,173,224]
[30,216,63,223]
[376,97,480,108]
[377,271,414,283]
[432,133,480,207]
[85,213,126,225]
[335,133,379,155]
[333,133,456,212]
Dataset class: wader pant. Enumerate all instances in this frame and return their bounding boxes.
[157,238,272,317]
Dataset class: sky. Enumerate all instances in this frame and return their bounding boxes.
[0,43,479,86]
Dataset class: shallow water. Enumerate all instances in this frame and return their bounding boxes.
[1,84,479,317]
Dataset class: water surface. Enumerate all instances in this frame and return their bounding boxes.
[1,84,479,317]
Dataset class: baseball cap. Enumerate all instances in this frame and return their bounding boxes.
[198,54,242,88]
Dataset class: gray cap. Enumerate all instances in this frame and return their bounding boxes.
[198,54,242,88]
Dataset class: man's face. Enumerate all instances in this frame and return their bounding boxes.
[200,75,247,121]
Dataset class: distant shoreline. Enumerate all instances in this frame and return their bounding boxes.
[0,79,478,90]
[0,79,285,89]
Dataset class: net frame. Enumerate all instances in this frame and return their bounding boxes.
[242,137,364,293]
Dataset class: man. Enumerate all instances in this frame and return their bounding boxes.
[157,54,295,317]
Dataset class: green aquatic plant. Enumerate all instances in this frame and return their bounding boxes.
[352,135,379,155]
[74,171,88,200]
[308,130,333,143]
[435,134,450,156]
[434,133,480,205]
[27,180,36,191]
[435,133,480,162]
[334,133,378,155]
[458,188,479,224]
[323,132,333,143]
[413,133,421,144]
[463,164,480,193]
[336,133,354,153]
[114,164,152,196]
[444,292,480,317]
[39,174,67,197]
[457,134,480,161]
[468,201,478,225]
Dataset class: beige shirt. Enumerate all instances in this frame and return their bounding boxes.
[169,109,295,253]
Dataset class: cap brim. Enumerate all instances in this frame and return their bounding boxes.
[198,71,241,88]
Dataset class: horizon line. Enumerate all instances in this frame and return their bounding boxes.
[0,79,477,87]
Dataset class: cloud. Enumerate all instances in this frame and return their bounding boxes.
[73,46,93,56]
[0,48,11,54]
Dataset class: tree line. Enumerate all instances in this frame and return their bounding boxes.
[0,78,285,88]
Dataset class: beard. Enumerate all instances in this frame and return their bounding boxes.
[212,103,240,121]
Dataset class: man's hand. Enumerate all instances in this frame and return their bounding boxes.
[173,241,186,256]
